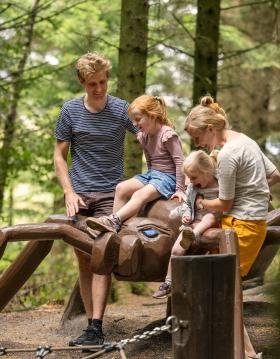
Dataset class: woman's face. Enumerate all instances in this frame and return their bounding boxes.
[187,124,217,152]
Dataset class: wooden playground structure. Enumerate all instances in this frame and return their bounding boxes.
[0,198,280,358]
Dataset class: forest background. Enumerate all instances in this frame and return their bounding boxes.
[0,0,280,311]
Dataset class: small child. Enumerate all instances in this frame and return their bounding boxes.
[86,95,185,234]
[153,150,221,299]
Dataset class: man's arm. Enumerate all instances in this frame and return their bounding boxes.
[54,140,85,216]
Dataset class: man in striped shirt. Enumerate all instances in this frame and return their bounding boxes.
[54,52,138,346]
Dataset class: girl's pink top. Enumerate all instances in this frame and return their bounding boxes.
[137,125,185,192]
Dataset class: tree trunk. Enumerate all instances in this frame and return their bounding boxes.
[116,0,149,179]
[193,0,221,105]
[0,0,40,215]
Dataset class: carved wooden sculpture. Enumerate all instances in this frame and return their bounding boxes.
[0,199,280,312]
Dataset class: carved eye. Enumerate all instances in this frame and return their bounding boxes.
[141,228,160,238]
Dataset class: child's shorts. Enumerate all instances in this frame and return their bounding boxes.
[222,216,267,277]
[134,169,176,199]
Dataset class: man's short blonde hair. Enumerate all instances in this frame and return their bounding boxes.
[76,52,112,81]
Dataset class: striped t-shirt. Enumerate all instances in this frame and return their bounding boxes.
[54,95,138,193]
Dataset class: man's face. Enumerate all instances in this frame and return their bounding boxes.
[80,70,108,101]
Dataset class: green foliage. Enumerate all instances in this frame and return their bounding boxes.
[130,282,152,296]
[3,242,77,312]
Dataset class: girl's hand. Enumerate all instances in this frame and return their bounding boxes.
[182,214,191,224]
[171,190,186,202]
[195,196,204,210]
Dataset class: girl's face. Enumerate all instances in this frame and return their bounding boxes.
[187,124,217,152]
[130,108,157,134]
[186,166,211,188]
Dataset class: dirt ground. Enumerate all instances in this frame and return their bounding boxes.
[0,283,279,359]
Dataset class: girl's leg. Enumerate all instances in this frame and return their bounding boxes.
[165,232,186,280]
[192,213,217,238]
[116,184,161,222]
[153,232,186,299]
[113,178,145,213]
[180,213,217,249]
[86,184,161,233]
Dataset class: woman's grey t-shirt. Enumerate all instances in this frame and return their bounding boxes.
[55,95,138,193]
[218,133,276,220]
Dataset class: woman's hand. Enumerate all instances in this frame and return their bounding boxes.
[171,190,186,202]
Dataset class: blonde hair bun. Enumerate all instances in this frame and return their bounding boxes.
[200,95,214,107]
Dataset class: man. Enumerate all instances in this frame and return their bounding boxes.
[54,52,138,346]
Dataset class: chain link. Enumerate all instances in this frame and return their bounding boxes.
[82,316,177,359]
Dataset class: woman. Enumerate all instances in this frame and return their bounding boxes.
[184,95,280,359]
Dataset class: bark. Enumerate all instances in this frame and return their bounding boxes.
[0,0,40,215]
[116,0,149,179]
[193,0,221,105]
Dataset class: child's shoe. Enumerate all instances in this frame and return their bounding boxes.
[152,282,171,299]
[179,227,195,250]
[86,214,121,234]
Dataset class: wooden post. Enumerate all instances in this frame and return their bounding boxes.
[172,254,235,359]
[219,229,245,359]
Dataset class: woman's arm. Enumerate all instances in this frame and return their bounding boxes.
[267,168,280,187]
[197,197,234,212]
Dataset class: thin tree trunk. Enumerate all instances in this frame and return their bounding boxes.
[117,0,149,179]
[0,0,40,215]
[193,0,221,105]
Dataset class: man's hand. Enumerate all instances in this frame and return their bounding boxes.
[65,192,86,217]
[171,190,186,202]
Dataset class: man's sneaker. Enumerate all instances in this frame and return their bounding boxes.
[69,326,89,346]
[179,226,195,250]
[69,323,104,346]
[86,216,119,234]
[152,282,171,299]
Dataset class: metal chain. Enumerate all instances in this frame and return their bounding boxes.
[82,316,179,359]
[0,316,180,359]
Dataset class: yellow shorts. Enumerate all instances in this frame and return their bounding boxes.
[222,216,267,277]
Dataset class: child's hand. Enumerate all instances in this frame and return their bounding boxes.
[182,214,191,224]
[171,190,186,202]
[195,195,204,210]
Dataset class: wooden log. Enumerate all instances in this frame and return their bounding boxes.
[0,223,93,256]
[60,279,84,325]
[0,240,53,311]
[172,254,235,359]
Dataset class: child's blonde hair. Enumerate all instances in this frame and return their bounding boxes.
[76,52,112,81]
[183,150,217,177]
[128,95,173,128]
[184,95,230,131]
